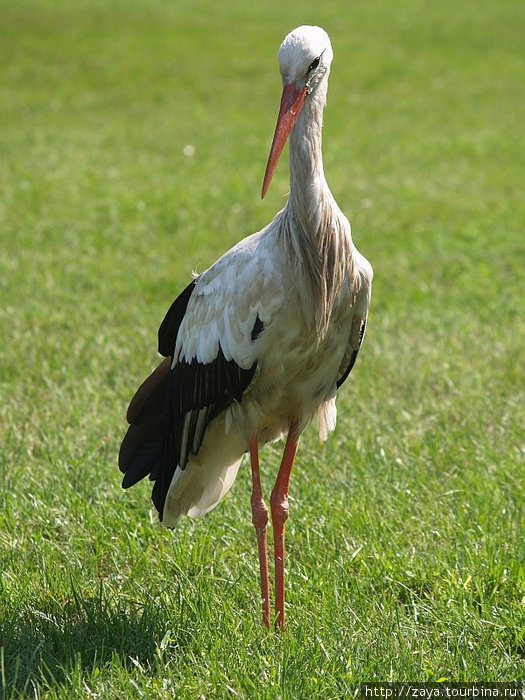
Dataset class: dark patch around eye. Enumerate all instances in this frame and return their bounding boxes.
[307,56,320,73]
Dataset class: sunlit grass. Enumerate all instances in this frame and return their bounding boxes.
[0,0,523,696]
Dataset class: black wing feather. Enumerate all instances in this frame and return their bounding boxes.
[120,279,257,520]
[150,346,255,516]
[336,317,367,389]
[166,347,256,470]
[158,278,197,357]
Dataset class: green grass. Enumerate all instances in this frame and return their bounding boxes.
[1,0,523,696]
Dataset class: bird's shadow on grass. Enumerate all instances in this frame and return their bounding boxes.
[1,582,176,697]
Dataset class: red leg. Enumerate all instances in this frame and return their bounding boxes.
[270,420,299,631]
[249,434,270,628]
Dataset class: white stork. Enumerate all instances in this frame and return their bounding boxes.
[119,25,373,631]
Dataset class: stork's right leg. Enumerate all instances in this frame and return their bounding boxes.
[270,420,299,631]
[249,435,270,628]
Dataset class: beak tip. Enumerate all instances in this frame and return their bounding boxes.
[261,170,271,199]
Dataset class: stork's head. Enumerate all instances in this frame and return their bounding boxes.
[278,25,333,95]
[262,26,333,198]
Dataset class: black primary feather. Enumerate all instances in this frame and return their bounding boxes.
[158,278,197,357]
[120,278,257,520]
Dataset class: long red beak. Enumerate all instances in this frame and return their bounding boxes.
[261,82,307,198]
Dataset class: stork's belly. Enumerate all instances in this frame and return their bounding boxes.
[235,316,350,442]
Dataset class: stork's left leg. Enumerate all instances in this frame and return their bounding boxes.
[270,419,299,631]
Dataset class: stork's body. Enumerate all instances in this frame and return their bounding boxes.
[119,26,373,630]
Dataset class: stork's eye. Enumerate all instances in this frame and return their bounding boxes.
[307,56,320,73]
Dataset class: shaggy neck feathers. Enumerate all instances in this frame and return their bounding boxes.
[282,84,354,337]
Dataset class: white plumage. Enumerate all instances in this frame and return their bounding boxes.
[119,25,373,629]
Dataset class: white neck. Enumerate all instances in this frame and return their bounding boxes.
[287,82,334,233]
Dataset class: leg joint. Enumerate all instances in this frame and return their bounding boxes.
[251,496,269,529]
[270,491,289,524]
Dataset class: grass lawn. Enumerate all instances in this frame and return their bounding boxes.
[0,0,523,696]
